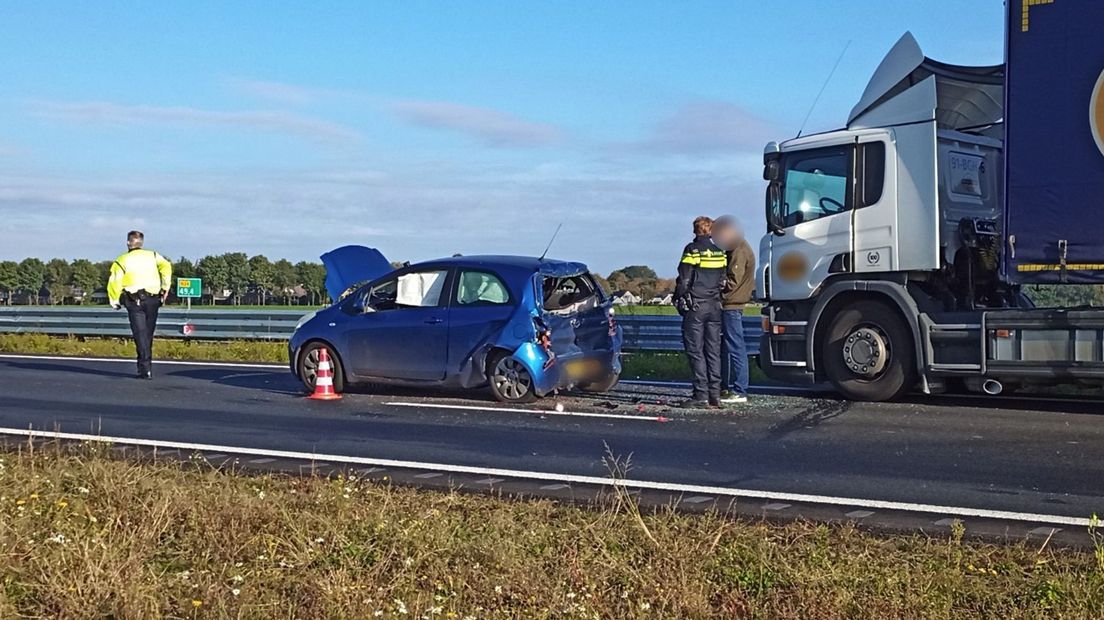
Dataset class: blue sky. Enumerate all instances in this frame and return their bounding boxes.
[0,1,1005,275]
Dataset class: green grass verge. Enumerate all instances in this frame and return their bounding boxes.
[621,351,769,385]
[0,334,288,365]
[0,446,1101,618]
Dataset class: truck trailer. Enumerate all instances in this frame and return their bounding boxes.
[756,0,1104,401]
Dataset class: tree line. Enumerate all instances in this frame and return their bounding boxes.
[0,256,679,307]
[0,255,331,306]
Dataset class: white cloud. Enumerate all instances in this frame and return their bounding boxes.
[389,100,565,147]
[0,160,765,276]
[226,77,333,106]
[629,100,778,154]
[28,100,361,145]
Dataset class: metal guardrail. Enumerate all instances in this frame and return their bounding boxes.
[0,307,302,341]
[0,307,762,353]
[616,313,763,353]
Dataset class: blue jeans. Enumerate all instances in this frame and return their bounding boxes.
[722,309,749,395]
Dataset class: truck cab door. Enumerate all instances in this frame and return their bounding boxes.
[766,142,855,301]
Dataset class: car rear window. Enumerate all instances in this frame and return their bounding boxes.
[543,274,601,313]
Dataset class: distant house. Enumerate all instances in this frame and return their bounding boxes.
[610,290,642,306]
[647,293,674,306]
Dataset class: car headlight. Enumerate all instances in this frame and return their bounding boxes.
[294,310,318,332]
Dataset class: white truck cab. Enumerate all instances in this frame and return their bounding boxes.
[756,33,1029,400]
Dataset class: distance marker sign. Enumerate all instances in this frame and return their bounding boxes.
[176,278,202,298]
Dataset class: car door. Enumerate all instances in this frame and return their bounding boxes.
[446,269,518,371]
[345,268,452,381]
[766,142,855,301]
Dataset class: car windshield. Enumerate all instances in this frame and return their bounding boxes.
[543,274,602,314]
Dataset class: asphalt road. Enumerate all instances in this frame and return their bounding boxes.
[1,354,1103,531]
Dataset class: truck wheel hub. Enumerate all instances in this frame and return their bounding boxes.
[843,327,889,378]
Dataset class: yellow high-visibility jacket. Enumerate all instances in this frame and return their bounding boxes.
[107,249,172,304]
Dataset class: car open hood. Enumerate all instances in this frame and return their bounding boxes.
[320,245,392,300]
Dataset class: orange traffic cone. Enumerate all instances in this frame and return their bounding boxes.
[309,347,342,401]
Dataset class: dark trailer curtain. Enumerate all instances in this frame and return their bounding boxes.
[1004,0,1104,284]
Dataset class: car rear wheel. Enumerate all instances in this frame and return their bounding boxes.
[488,353,538,403]
[299,342,346,394]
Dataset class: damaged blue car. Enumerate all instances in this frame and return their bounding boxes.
[289,246,623,403]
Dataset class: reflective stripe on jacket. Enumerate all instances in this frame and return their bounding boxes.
[107,249,172,304]
[674,235,728,302]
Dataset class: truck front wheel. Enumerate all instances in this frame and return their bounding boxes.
[822,300,915,401]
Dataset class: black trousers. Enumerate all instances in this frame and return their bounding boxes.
[123,292,162,373]
[682,300,723,401]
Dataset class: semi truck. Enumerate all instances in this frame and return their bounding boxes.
[756,0,1104,401]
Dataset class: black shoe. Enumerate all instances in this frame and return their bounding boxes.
[680,399,711,409]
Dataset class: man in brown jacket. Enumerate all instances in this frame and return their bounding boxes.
[712,216,756,404]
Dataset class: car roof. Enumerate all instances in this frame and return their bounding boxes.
[412,255,589,276]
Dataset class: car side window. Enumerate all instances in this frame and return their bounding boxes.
[365,278,398,311]
[357,270,449,312]
[456,270,510,306]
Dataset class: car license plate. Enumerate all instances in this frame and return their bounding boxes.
[565,359,602,379]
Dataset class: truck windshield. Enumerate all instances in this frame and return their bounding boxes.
[781,145,851,227]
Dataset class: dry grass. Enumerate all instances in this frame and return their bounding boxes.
[0,334,287,364]
[0,445,1102,619]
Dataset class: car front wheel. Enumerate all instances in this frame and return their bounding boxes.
[488,352,538,403]
[298,342,346,394]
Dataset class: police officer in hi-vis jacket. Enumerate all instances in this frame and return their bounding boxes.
[106,230,173,379]
[674,216,728,408]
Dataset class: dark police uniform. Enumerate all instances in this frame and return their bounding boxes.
[674,235,728,405]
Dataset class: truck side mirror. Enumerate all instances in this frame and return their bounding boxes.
[763,159,781,181]
[765,184,786,235]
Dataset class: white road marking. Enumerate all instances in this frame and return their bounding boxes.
[540,483,571,491]
[845,510,875,519]
[413,472,444,480]
[933,518,960,527]
[248,458,276,464]
[384,401,669,422]
[474,477,504,485]
[762,502,792,511]
[0,353,284,370]
[0,426,1091,528]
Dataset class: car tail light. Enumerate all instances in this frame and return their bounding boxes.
[534,316,556,368]
[608,307,617,336]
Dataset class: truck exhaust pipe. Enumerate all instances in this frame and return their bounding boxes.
[982,379,1003,396]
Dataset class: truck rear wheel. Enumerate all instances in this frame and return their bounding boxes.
[822,300,915,401]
